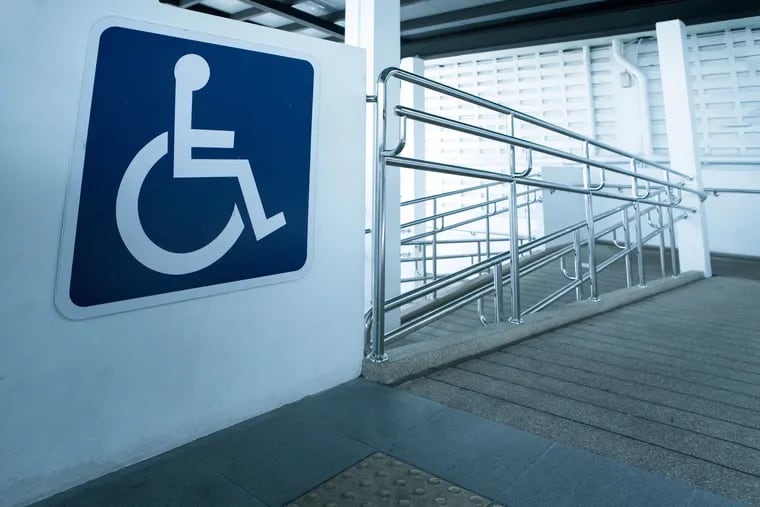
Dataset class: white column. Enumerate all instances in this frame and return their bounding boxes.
[345,0,401,327]
[656,20,712,277]
[401,56,426,287]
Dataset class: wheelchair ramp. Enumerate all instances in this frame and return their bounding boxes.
[402,276,760,505]
[396,244,674,348]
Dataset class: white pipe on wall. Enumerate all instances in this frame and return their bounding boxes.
[611,38,654,156]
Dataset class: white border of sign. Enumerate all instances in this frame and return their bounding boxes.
[55,16,320,320]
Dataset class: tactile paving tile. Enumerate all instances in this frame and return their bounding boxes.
[285,452,504,507]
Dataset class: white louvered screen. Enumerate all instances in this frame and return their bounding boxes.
[689,27,760,157]
[423,21,760,168]
[424,46,594,176]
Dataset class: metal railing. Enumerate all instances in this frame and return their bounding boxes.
[399,183,541,286]
[365,67,706,363]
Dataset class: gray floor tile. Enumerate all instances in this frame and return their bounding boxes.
[192,414,374,506]
[295,378,448,450]
[499,443,695,507]
[688,490,746,506]
[388,407,553,499]
[32,456,265,507]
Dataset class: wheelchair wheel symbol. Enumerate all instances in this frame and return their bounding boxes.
[115,54,286,276]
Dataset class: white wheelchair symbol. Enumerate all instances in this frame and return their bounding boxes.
[115,53,286,276]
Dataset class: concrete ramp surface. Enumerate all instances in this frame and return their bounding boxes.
[404,276,760,505]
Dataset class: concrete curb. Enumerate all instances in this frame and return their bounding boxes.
[362,271,705,385]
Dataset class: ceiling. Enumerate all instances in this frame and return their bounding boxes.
[159,0,760,58]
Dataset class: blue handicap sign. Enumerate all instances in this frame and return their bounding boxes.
[56,20,317,318]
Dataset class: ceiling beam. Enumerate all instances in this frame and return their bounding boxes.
[401,0,607,36]
[237,0,345,38]
[278,10,345,33]
[233,7,265,20]
[401,0,760,58]
[276,0,424,34]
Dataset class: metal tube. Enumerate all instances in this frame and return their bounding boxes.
[485,186,492,259]
[385,201,649,312]
[583,141,599,301]
[378,67,693,181]
[631,167,646,288]
[657,192,666,278]
[573,229,583,301]
[526,190,533,254]
[422,243,427,285]
[703,187,760,195]
[508,115,523,323]
[493,263,504,323]
[664,170,679,277]
[401,197,533,244]
[477,238,486,324]
[668,206,678,277]
[393,105,702,196]
[477,297,488,326]
[401,191,517,229]
[369,148,387,362]
[401,180,501,207]
[622,207,632,288]
[385,156,698,213]
[389,204,657,344]
[523,222,678,316]
[432,200,438,293]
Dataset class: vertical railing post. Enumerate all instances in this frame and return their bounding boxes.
[631,160,646,288]
[431,199,438,287]
[508,114,523,323]
[622,207,633,288]
[583,141,600,301]
[657,192,667,278]
[485,186,492,258]
[421,243,428,285]
[664,170,679,277]
[667,204,679,277]
[573,229,583,301]
[479,185,492,318]
[368,84,388,362]
[493,263,504,323]
[525,191,532,251]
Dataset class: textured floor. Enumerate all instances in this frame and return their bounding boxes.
[31,380,737,507]
[402,276,760,505]
[26,252,760,506]
[287,452,499,507]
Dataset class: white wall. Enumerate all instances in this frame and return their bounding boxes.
[704,168,760,256]
[423,17,760,258]
[0,2,366,506]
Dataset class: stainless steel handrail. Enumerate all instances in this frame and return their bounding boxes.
[366,66,700,363]
[704,188,760,196]
[378,67,694,181]
[387,157,696,212]
[386,198,650,314]
[401,195,537,244]
[400,188,537,229]
[394,105,705,201]
[384,200,674,344]
[400,181,502,207]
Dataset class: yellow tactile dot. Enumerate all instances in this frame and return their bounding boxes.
[288,452,497,507]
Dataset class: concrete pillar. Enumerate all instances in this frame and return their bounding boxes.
[656,20,712,277]
[345,0,402,327]
[401,56,426,287]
